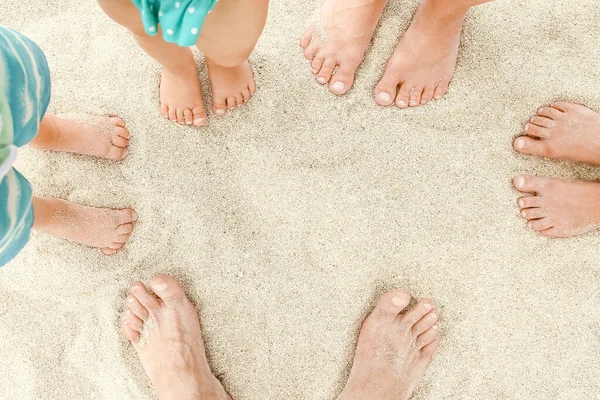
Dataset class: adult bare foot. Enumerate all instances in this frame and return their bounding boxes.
[300,0,387,95]
[513,102,600,165]
[339,290,441,400]
[32,197,137,255]
[32,114,129,161]
[122,275,231,400]
[206,58,256,116]
[374,0,471,108]
[159,56,207,127]
[514,175,600,238]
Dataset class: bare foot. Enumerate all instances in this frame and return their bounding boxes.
[206,58,256,116]
[159,56,207,127]
[374,0,468,108]
[32,114,130,161]
[339,290,441,400]
[514,175,600,238]
[513,102,600,165]
[32,197,137,255]
[122,275,231,400]
[300,0,387,95]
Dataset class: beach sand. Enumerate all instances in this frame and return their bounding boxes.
[1,0,600,398]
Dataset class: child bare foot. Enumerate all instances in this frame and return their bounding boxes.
[300,0,387,95]
[514,175,600,238]
[374,0,470,108]
[32,197,137,255]
[513,102,600,165]
[122,275,231,400]
[32,114,130,161]
[339,290,440,400]
[207,59,256,116]
[160,58,208,127]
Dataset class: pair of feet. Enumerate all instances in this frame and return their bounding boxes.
[159,57,256,127]
[513,102,600,238]
[122,276,440,400]
[301,0,470,106]
[30,115,137,255]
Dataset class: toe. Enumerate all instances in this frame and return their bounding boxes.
[303,42,320,60]
[226,97,236,110]
[317,59,336,85]
[176,110,186,125]
[513,175,548,194]
[420,337,441,359]
[119,209,138,224]
[329,64,356,96]
[520,208,545,220]
[311,56,324,74]
[523,123,550,139]
[235,94,244,108]
[168,107,177,122]
[395,83,413,109]
[249,80,257,94]
[192,105,207,126]
[433,80,449,100]
[416,324,440,348]
[149,275,189,306]
[241,88,251,103]
[123,309,144,332]
[130,281,161,312]
[374,74,400,106]
[115,126,129,139]
[400,298,435,326]
[117,223,134,235]
[550,101,576,112]
[530,115,555,129]
[107,146,127,161]
[127,294,149,321]
[518,196,543,209]
[109,242,125,250]
[122,316,141,343]
[421,86,435,104]
[528,218,553,232]
[300,23,316,49]
[213,102,227,116]
[537,106,563,120]
[112,135,129,149]
[109,116,126,128]
[183,109,193,125]
[513,136,547,157]
[538,228,559,238]
[373,289,412,319]
[409,87,424,107]
[160,104,169,119]
[101,248,118,255]
[411,310,440,336]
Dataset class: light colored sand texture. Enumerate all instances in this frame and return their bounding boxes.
[1,0,600,399]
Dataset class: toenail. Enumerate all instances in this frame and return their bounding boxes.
[423,303,433,311]
[377,92,392,104]
[434,95,442,100]
[152,282,168,292]
[317,76,327,84]
[331,81,345,92]
[127,297,134,303]
[397,100,407,108]
[524,124,529,132]
[515,138,525,149]
[194,117,205,125]
[132,211,139,222]
[215,109,225,116]
[432,324,439,330]
[516,176,526,188]
[430,312,438,319]
[392,296,406,307]
[409,100,418,107]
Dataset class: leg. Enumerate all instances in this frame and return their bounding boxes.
[300,0,388,96]
[30,114,129,161]
[97,0,207,126]
[374,0,493,108]
[196,0,268,115]
[338,290,441,400]
[122,275,231,400]
[32,197,138,255]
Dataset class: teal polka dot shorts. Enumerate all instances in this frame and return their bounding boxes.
[132,0,219,47]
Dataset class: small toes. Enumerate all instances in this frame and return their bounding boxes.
[126,294,149,321]
[420,86,435,104]
[123,310,144,332]
[317,59,336,85]
[520,208,545,220]
[160,104,169,119]
[401,299,435,326]
[311,56,324,74]
[122,317,141,343]
[303,42,319,60]
[241,88,251,102]
[117,223,135,235]
[420,337,440,359]
[395,83,413,109]
[513,175,548,194]
[550,101,576,112]
[433,80,449,100]
[537,106,562,120]
[130,281,161,312]
[527,218,553,232]
[112,135,129,149]
[408,87,424,107]
[300,24,316,49]
[411,310,440,336]
[530,115,555,129]
[523,123,550,139]
[168,107,177,122]
[513,136,547,156]
[101,248,118,255]
[518,196,543,209]
[183,109,193,125]
[109,116,126,128]
[416,324,440,348]
[226,97,237,110]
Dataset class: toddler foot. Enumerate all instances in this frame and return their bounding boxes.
[300,0,387,95]
[513,102,600,165]
[34,114,130,161]
[206,58,256,116]
[159,56,207,127]
[375,0,467,108]
[32,197,137,255]
[339,290,441,400]
[122,275,232,400]
[514,175,600,238]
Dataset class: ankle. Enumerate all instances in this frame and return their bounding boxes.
[421,0,471,21]
[31,115,61,149]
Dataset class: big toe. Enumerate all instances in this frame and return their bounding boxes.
[328,65,356,96]
[149,275,189,306]
[513,175,549,194]
[373,289,412,319]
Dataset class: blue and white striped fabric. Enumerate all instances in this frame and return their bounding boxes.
[0,26,51,266]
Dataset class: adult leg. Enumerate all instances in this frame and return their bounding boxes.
[97,0,207,126]
[122,275,231,400]
[195,0,269,115]
[375,0,493,108]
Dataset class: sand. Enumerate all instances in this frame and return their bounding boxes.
[1,0,600,399]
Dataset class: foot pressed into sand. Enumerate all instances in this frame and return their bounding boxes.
[338,290,441,400]
[300,0,388,96]
[207,58,256,116]
[32,197,138,255]
[122,275,232,400]
[514,174,600,238]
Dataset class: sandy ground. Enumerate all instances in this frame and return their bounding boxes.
[1,0,600,399]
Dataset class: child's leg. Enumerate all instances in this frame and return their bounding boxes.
[32,196,138,256]
[374,0,493,108]
[97,0,207,126]
[30,114,129,161]
[195,0,269,115]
